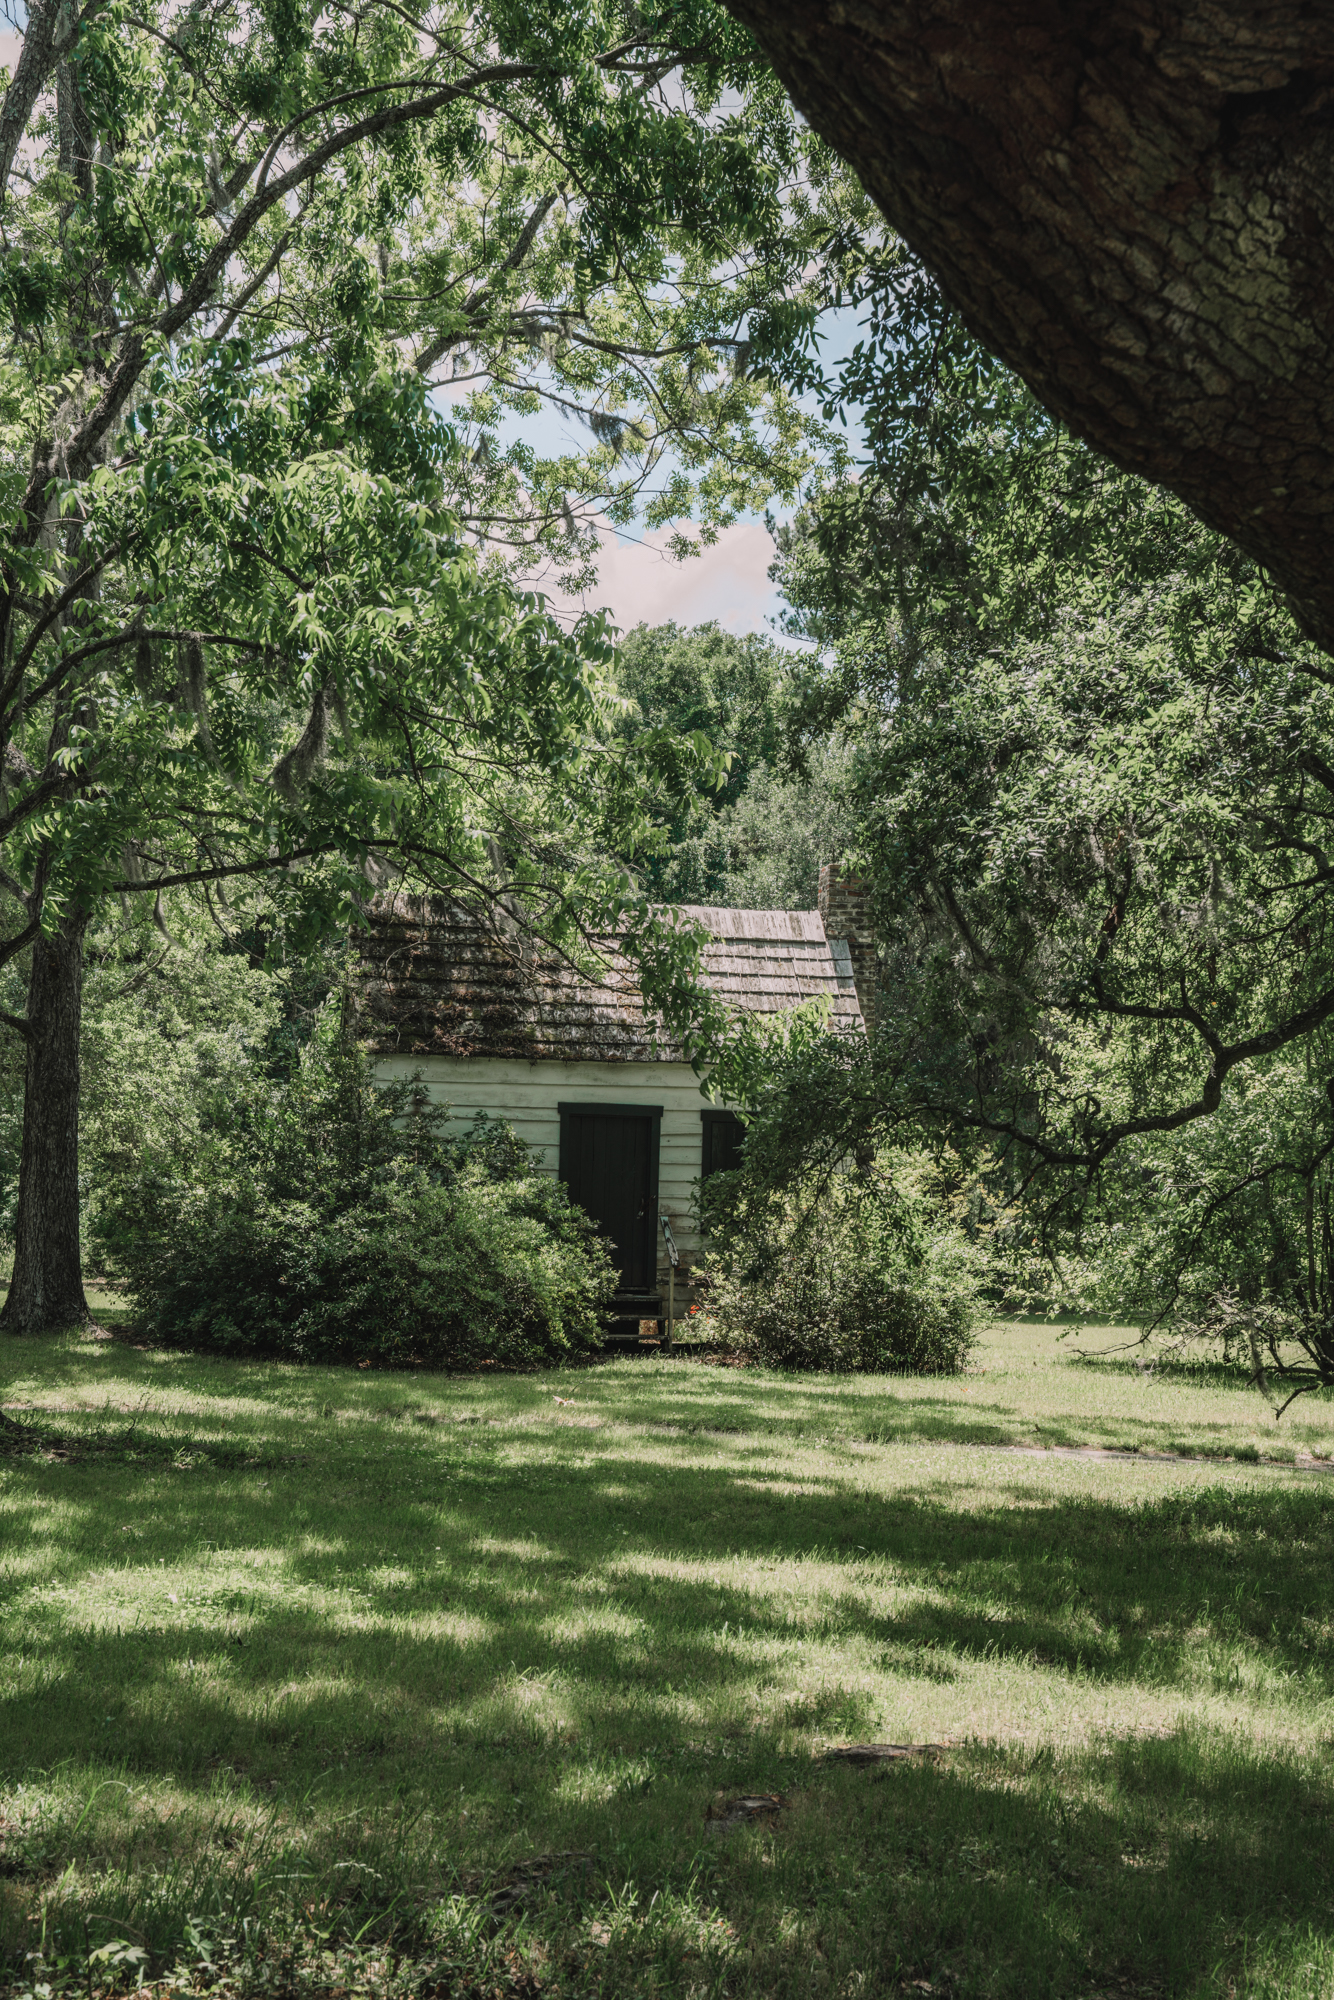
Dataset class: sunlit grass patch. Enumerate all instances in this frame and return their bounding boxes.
[3,1323,1334,1995]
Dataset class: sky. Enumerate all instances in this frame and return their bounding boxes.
[443,371,795,637]
[474,303,866,643]
[541,516,786,639]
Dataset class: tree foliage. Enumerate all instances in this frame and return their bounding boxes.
[761,255,1334,1387]
[0,0,878,1327]
[612,620,853,907]
[0,0,871,966]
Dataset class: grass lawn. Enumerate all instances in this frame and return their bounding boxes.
[2,1318,1334,1998]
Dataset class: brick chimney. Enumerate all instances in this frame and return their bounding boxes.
[818,863,878,1035]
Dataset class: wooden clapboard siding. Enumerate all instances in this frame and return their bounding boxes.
[360,895,866,1319]
[373,1054,723,1277]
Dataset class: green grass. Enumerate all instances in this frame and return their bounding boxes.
[2,1320,1334,1997]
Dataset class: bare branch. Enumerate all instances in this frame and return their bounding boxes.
[211,227,293,342]
[110,846,327,893]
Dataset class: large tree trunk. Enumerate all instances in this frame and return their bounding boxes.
[1,909,90,1333]
[724,0,1334,652]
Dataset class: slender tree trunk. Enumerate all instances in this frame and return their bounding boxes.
[1,908,89,1333]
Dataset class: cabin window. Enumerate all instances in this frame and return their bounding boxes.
[700,1109,746,1180]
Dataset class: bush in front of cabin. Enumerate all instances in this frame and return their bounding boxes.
[104,1163,614,1367]
[95,1014,615,1367]
[699,1150,982,1375]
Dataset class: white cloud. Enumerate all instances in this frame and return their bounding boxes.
[540,518,786,640]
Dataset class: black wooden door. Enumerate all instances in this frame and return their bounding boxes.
[558,1104,661,1292]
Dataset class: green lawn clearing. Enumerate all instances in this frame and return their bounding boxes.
[2,1319,1333,1998]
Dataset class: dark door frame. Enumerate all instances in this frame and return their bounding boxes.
[557,1102,663,1295]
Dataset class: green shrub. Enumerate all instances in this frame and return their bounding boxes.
[94,1018,614,1368]
[701,1151,982,1375]
[706,1261,977,1374]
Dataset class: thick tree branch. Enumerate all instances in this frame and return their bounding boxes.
[726,0,1334,654]
[0,915,42,978]
[0,770,82,846]
[0,0,89,215]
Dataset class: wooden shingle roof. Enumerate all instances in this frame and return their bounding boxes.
[351,895,864,1061]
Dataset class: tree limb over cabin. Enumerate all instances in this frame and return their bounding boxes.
[351,879,870,1339]
[723,0,1334,653]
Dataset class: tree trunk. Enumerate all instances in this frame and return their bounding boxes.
[723,0,1334,653]
[1,909,90,1333]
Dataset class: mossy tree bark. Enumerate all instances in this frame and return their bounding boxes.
[724,0,1334,650]
[0,908,90,1334]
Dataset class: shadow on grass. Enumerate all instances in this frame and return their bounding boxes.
[4,1364,1334,1996]
[7,1426,1334,1708]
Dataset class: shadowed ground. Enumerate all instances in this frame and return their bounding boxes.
[2,1320,1333,1997]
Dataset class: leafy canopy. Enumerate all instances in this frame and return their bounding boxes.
[0,0,872,1005]
[757,252,1334,1383]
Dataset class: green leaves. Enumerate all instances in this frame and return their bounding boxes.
[762,246,1334,1343]
[0,0,890,1224]
[0,255,57,327]
[4,335,755,1087]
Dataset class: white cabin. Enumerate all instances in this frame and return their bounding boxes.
[354,876,871,1336]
